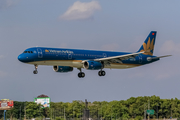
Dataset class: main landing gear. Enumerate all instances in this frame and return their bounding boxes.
[77,68,85,78]
[33,64,38,74]
[98,70,106,76]
[77,68,106,78]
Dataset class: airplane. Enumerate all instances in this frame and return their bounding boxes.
[18,31,171,78]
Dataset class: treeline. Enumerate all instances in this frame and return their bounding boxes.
[1,95,180,120]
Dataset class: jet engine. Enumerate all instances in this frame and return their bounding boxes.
[53,66,73,72]
[83,61,103,70]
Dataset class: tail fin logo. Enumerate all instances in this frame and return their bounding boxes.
[140,37,154,56]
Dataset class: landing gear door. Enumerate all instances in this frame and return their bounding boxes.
[37,48,43,58]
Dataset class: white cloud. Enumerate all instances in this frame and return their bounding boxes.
[156,73,171,80]
[59,43,68,48]
[127,65,173,81]
[0,55,4,59]
[59,1,101,21]
[101,43,119,51]
[0,55,6,77]
[0,71,7,77]
[156,40,180,80]
[127,71,144,79]
[128,36,145,52]
[0,0,18,9]
[159,40,180,55]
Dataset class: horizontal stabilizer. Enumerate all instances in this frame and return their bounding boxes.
[149,55,172,60]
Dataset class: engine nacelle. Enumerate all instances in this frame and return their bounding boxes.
[53,66,73,72]
[83,61,103,70]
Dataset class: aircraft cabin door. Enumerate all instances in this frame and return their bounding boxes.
[68,53,72,59]
[139,55,142,63]
[103,53,107,58]
[37,48,43,58]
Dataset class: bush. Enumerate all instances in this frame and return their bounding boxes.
[55,117,65,120]
[135,116,143,120]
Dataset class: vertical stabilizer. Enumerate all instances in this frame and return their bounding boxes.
[138,31,157,56]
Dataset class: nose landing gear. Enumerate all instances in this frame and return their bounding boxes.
[77,68,85,78]
[33,64,38,74]
[98,70,106,76]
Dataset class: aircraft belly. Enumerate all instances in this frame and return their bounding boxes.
[104,63,141,69]
[28,60,83,68]
[28,60,140,69]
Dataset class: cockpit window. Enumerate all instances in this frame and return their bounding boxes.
[23,51,33,53]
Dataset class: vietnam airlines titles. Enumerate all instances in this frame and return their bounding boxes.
[18,31,171,78]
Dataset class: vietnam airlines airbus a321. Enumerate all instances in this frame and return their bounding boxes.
[18,31,171,78]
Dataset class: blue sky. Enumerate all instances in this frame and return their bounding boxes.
[0,0,180,102]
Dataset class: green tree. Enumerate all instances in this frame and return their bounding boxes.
[6,101,25,120]
[26,102,43,118]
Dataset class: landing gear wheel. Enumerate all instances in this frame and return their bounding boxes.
[33,64,38,74]
[78,73,81,78]
[98,71,102,76]
[33,70,38,74]
[98,70,106,76]
[77,68,85,78]
[101,71,106,76]
[81,72,85,77]
[78,72,85,78]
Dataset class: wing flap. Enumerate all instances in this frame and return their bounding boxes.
[94,51,144,63]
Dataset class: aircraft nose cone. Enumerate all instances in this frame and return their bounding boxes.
[18,54,34,62]
[18,55,23,62]
[18,54,27,62]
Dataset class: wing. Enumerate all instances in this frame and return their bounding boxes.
[94,51,144,65]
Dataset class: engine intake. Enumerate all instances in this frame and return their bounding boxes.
[83,61,103,70]
[53,66,73,72]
